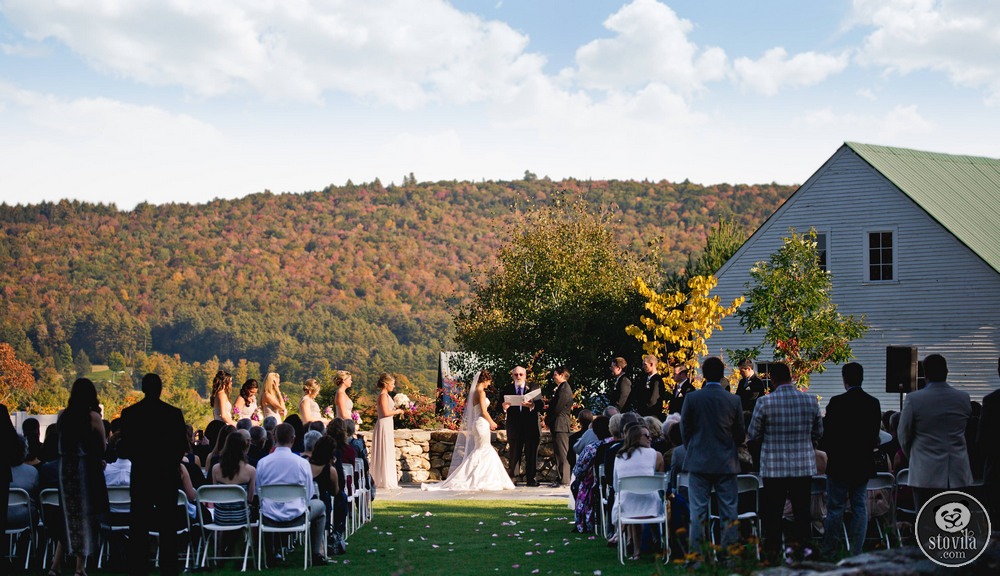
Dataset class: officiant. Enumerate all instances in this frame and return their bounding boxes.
[502,366,544,487]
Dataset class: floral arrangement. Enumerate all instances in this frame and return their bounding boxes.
[351,410,363,426]
[322,405,335,419]
[392,393,412,410]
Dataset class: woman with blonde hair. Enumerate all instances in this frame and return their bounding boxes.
[259,372,287,420]
[371,373,405,489]
[333,371,354,420]
[211,370,236,425]
[300,378,328,426]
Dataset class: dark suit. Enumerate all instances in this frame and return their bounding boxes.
[610,374,633,411]
[120,394,188,576]
[666,377,694,416]
[2,404,19,547]
[545,381,574,485]
[978,388,1000,522]
[638,373,668,418]
[736,374,765,412]
[681,382,745,550]
[504,382,543,484]
[821,385,881,554]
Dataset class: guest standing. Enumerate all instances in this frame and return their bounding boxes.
[120,373,188,576]
[545,366,574,488]
[211,370,236,425]
[747,363,823,561]
[978,357,1000,523]
[681,356,745,557]
[1,402,19,573]
[57,378,108,576]
[334,371,354,420]
[372,373,404,489]
[821,362,881,556]
[898,354,972,509]
[258,372,287,420]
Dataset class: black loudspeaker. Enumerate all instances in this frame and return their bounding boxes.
[886,346,918,393]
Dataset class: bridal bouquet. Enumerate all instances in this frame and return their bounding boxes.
[393,393,412,410]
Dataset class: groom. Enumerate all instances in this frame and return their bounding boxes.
[503,366,543,487]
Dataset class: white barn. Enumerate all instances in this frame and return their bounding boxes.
[707,142,1000,410]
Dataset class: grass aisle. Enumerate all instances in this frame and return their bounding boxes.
[318,499,673,576]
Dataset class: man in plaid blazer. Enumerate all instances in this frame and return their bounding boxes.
[748,363,823,561]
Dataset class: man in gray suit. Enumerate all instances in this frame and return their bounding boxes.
[681,356,745,557]
[898,354,973,509]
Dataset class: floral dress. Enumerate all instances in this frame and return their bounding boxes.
[573,437,613,533]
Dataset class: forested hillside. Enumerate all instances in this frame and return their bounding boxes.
[0,177,794,404]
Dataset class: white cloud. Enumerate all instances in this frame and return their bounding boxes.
[572,0,727,95]
[0,0,547,107]
[853,0,1000,104]
[794,103,932,139]
[734,47,849,96]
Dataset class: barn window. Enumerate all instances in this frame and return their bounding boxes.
[865,229,896,282]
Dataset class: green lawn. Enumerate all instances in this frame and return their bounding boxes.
[220,499,683,576]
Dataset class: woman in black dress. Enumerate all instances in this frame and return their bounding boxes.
[56,378,107,576]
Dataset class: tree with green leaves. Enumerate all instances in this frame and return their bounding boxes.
[73,348,92,377]
[454,194,655,402]
[108,351,126,373]
[732,229,868,388]
[664,219,748,292]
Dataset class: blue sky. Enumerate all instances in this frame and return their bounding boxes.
[1,0,998,209]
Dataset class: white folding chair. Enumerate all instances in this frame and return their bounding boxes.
[342,463,357,537]
[150,490,193,570]
[258,484,310,571]
[39,488,61,570]
[98,486,131,569]
[736,474,762,559]
[5,488,34,570]
[865,471,895,550]
[596,464,609,539]
[197,485,255,572]
[614,475,669,565]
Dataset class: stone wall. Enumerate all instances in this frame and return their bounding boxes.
[359,429,560,484]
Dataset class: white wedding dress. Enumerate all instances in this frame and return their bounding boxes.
[422,397,515,491]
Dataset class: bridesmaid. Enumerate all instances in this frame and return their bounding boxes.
[333,371,354,420]
[372,373,405,490]
[211,370,236,425]
[259,372,287,420]
[233,379,259,422]
[300,378,329,426]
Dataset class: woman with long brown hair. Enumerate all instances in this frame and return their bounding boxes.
[211,370,236,425]
[371,373,404,490]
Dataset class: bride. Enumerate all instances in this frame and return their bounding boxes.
[422,369,515,491]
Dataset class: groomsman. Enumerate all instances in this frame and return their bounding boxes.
[503,366,543,486]
[545,366,574,488]
[638,354,667,419]
[609,357,633,412]
[667,361,694,416]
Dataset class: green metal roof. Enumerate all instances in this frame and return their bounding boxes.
[846,142,1000,274]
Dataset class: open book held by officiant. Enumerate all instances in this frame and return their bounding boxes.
[504,387,541,406]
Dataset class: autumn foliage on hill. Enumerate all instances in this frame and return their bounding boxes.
[0,177,793,406]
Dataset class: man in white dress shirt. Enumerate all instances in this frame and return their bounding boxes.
[256,423,328,565]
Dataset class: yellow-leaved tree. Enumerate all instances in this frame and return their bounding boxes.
[626,275,744,391]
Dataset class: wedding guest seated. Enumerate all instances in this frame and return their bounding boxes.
[206,425,236,475]
[571,409,596,457]
[36,425,60,490]
[571,416,613,533]
[236,418,253,431]
[308,436,346,556]
[283,414,305,453]
[211,432,257,528]
[344,418,373,500]
[256,423,328,565]
[327,418,356,540]
[22,418,42,465]
[301,431,323,461]
[610,425,665,557]
[261,416,278,453]
[104,435,132,523]
[200,420,225,467]
[248,426,269,467]
[644,416,669,452]
[10,435,40,528]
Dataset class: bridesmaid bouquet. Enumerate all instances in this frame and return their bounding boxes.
[351,411,363,426]
[393,393,412,410]
[322,405,335,419]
